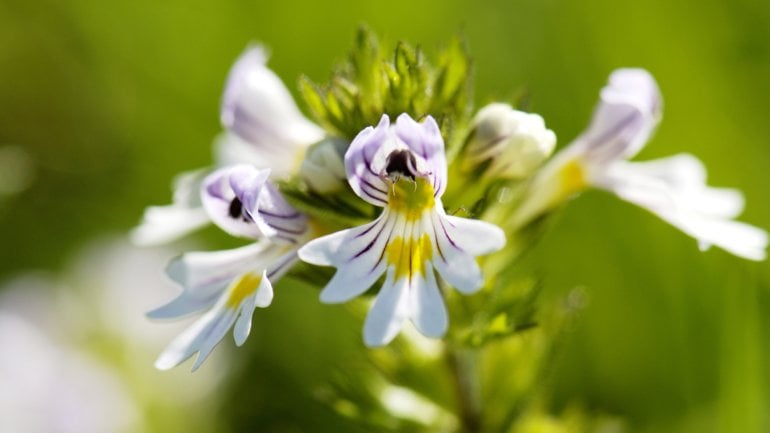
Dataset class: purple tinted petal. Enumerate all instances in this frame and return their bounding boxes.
[344,115,392,206]
[201,166,263,239]
[229,165,271,214]
[220,45,323,151]
[393,114,448,197]
[577,68,662,164]
[252,183,308,243]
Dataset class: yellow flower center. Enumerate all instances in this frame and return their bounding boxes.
[386,234,433,280]
[226,272,263,308]
[388,177,436,221]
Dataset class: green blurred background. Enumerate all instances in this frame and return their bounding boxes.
[1,0,769,432]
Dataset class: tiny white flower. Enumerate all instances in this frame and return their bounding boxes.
[513,68,768,260]
[465,103,556,179]
[150,165,307,370]
[133,45,324,246]
[298,114,505,346]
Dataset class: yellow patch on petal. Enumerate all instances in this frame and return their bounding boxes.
[386,234,433,280]
[558,158,587,196]
[226,272,262,308]
[388,177,436,221]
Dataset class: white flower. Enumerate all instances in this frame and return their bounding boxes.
[513,68,767,261]
[464,103,556,179]
[298,114,506,346]
[133,45,323,246]
[150,165,307,370]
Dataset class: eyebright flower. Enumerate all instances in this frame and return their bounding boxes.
[217,45,324,176]
[132,45,323,246]
[149,164,307,371]
[298,114,506,346]
[463,103,556,179]
[513,68,768,260]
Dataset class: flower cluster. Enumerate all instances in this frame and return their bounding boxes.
[137,39,767,372]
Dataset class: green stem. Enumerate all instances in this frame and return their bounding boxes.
[446,346,482,433]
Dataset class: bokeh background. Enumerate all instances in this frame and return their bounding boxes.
[1,0,769,432]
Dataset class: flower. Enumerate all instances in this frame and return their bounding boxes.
[132,45,323,246]
[149,164,307,370]
[463,103,556,179]
[217,45,324,176]
[513,68,768,261]
[298,114,506,346]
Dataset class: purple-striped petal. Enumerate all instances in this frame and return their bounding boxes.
[344,114,450,206]
[393,114,447,197]
[221,45,323,155]
[576,68,661,164]
[201,165,265,239]
[250,182,308,244]
[202,164,307,243]
[344,115,394,206]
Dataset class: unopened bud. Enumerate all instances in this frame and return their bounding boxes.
[465,103,556,179]
[299,138,348,193]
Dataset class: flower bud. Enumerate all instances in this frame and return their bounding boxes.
[299,138,348,193]
[465,103,556,180]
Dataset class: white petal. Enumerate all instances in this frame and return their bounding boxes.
[190,310,239,371]
[409,262,447,338]
[214,133,295,179]
[231,272,275,346]
[319,260,388,303]
[599,162,768,261]
[131,169,211,246]
[149,242,283,321]
[146,290,218,320]
[364,269,410,347]
[233,293,257,347]
[154,306,237,371]
[442,214,506,256]
[167,242,273,297]
[301,213,398,303]
[430,212,485,294]
[254,270,275,308]
[688,217,768,261]
[299,213,390,266]
[611,154,745,218]
[131,205,210,246]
